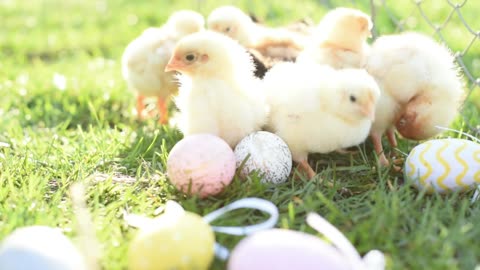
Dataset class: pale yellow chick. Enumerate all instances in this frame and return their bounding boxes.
[207,5,307,62]
[165,31,267,148]
[366,32,465,166]
[297,7,372,69]
[264,62,380,178]
[121,10,205,123]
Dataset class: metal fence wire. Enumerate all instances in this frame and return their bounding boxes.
[316,0,480,134]
[371,0,479,90]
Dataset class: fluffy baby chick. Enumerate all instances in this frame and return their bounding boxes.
[165,31,267,147]
[264,62,380,178]
[297,7,372,69]
[366,32,465,166]
[207,5,258,46]
[121,10,204,123]
[207,6,307,69]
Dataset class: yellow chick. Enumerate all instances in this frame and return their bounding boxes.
[366,32,465,166]
[165,31,267,148]
[264,62,380,178]
[297,7,372,69]
[121,10,205,123]
[207,6,307,64]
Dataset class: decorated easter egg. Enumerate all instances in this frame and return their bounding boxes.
[0,226,87,270]
[128,204,215,270]
[234,131,292,184]
[228,229,351,270]
[167,134,236,197]
[404,138,480,193]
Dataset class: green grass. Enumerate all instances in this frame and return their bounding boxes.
[0,0,479,269]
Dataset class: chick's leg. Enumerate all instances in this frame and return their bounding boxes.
[386,128,397,147]
[370,132,389,167]
[297,159,316,179]
[136,95,146,120]
[157,97,168,124]
[386,127,404,167]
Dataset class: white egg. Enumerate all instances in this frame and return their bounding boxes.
[0,226,87,270]
[234,131,292,184]
[404,138,480,193]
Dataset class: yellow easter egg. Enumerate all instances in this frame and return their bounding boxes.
[405,138,480,193]
[128,211,215,270]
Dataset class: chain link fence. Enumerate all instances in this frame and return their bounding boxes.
[371,0,479,90]
[370,0,480,134]
[309,0,480,134]
[253,0,480,134]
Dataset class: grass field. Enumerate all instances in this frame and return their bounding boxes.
[1,0,479,269]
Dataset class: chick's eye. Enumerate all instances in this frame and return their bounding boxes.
[349,95,357,102]
[225,27,231,32]
[185,54,196,62]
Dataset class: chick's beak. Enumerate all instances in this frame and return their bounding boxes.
[165,55,185,72]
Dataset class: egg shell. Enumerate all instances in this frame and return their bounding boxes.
[227,229,351,270]
[128,211,215,270]
[0,226,87,270]
[404,138,480,193]
[167,134,236,198]
[234,131,292,184]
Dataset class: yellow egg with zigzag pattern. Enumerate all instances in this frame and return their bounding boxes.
[405,138,480,193]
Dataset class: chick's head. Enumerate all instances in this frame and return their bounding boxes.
[207,6,255,45]
[333,69,380,123]
[317,7,372,51]
[167,10,205,38]
[165,30,254,78]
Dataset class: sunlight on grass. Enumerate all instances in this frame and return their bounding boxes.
[0,0,479,269]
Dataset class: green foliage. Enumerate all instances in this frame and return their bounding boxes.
[0,0,479,269]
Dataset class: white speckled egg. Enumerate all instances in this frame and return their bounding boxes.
[0,226,87,270]
[227,229,351,270]
[404,138,480,193]
[234,131,292,184]
[167,134,236,198]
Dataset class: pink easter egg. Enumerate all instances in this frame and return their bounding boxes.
[167,134,236,198]
[228,229,351,270]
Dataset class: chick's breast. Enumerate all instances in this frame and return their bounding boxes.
[177,78,266,148]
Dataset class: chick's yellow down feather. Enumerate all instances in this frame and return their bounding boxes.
[207,6,309,69]
[264,62,380,178]
[166,31,267,148]
[121,10,205,123]
[366,32,465,166]
[297,7,372,69]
